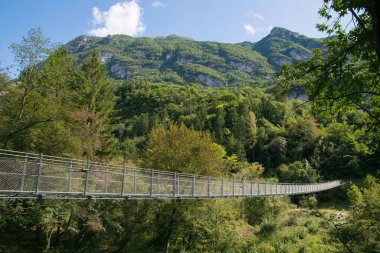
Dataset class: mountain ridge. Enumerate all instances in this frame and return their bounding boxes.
[66,27,322,86]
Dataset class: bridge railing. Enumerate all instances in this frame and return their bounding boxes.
[0,149,341,199]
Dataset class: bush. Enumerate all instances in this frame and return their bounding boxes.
[296,227,308,239]
[260,218,278,235]
[299,195,318,209]
[304,219,319,234]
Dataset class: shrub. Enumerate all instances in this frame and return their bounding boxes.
[260,218,278,235]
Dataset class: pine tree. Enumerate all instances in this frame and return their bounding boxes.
[77,50,116,159]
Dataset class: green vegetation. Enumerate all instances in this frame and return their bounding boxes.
[0,0,379,252]
[65,26,318,86]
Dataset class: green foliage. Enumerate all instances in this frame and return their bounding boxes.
[77,50,117,159]
[276,160,319,183]
[0,30,116,159]
[345,176,380,252]
[65,27,321,86]
[278,0,380,127]
[143,123,225,175]
[316,121,372,179]
[299,195,318,209]
[1,21,378,253]
[252,27,321,71]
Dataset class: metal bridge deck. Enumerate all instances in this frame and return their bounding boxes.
[0,149,341,199]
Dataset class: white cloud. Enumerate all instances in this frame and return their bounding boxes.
[244,24,256,35]
[151,0,164,7]
[89,1,145,37]
[247,10,264,20]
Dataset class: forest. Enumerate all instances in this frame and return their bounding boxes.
[0,0,379,252]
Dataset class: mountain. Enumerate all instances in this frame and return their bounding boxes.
[243,27,322,71]
[66,27,321,86]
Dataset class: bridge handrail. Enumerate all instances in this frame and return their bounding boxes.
[0,149,341,199]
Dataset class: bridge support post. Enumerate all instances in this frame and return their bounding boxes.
[242,180,244,196]
[220,178,223,197]
[150,169,154,197]
[105,166,109,193]
[35,153,43,195]
[20,156,28,191]
[157,173,160,196]
[232,178,235,197]
[173,172,176,197]
[192,175,196,197]
[264,182,267,196]
[258,182,260,196]
[207,176,210,197]
[68,161,72,193]
[84,160,89,196]
[133,169,136,195]
[121,164,126,196]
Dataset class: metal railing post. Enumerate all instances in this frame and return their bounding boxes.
[35,153,43,195]
[84,160,89,196]
[68,161,72,193]
[133,168,136,194]
[264,182,267,196]
[192,175,196,197]
[177,174,180,196]
[258,182,260,195]
[20,156,28,191]
[150,169,154,197]
[173,172,176,197]
[250,181,253,196]
[221,178,223,197]
[104,166,109,193]
[232,178,235,197]
[207,176,211,197]
[121,163,126,196]
[157,172,160,195]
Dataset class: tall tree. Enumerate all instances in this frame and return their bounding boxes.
[279,0,380,126]
[77,50,116,159]
[143,123,225,175]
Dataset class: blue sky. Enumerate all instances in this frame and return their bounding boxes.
[1,0,329,74]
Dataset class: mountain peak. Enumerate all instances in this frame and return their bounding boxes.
[269,27,301,40]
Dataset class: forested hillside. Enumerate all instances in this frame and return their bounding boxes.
[0,0,379,251]
[66,27,319,86]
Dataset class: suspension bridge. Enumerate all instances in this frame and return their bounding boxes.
[0,149,341,199]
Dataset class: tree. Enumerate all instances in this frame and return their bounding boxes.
[143,123,225,175]
[331,175,380,252]
[0,31,84,155]
[276,160,319,183]
[278,0,380,126]
[0,28,54,150]
[76,50,116,159]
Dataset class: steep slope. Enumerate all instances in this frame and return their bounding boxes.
[249,27,321,71]
[66,27,321,86]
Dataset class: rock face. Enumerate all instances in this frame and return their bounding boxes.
[195,74,225,87]
[229,61,255,73]
[109,61,131,79]
[99,51,114,64]
[66,27,322,86]
[69,36,90,52]
[287,48,312,61]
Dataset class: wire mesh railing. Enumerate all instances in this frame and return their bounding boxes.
[0,149,341,199]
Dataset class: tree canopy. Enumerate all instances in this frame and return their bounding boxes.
[279,0,380,127]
